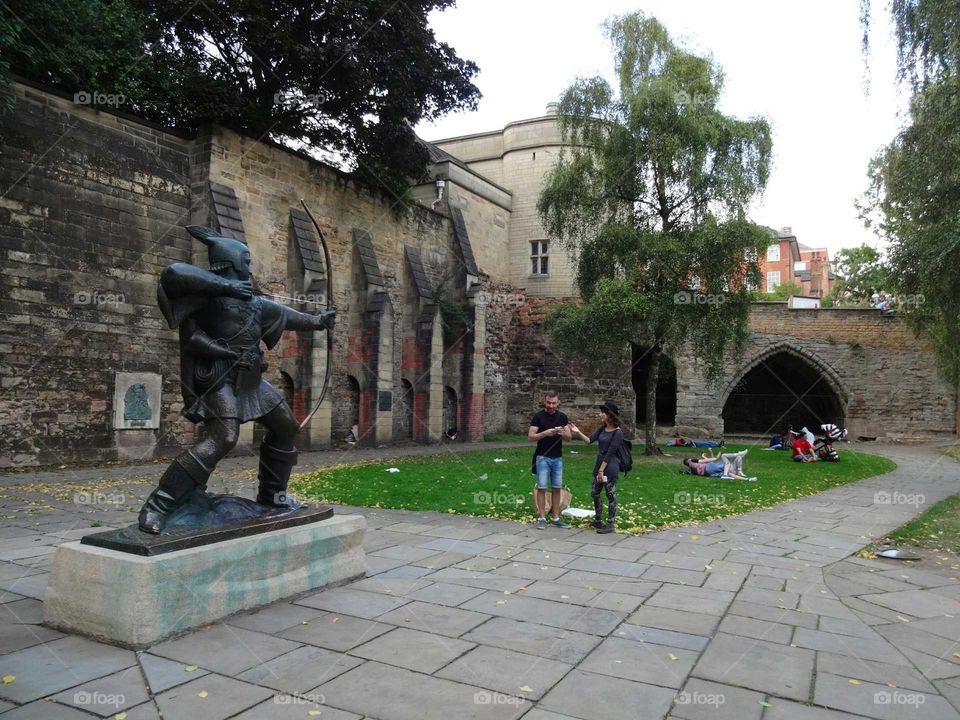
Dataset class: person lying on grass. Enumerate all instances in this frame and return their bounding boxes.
[682,449,756,481]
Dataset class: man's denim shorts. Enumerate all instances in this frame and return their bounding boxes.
[535,455,563,489]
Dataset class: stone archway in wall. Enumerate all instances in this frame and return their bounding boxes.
[721,344,847,435]
[631,345,677,426]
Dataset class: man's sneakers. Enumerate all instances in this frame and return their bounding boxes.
[536,517,571,529]
[597,522,615,534]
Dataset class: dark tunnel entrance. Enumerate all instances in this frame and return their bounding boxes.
[632,345,677,425]
[722,351,844,434]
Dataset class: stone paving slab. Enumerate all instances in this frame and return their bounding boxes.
[578,635,699,688]
[153,673,274,720]
[462,617,602,664]
[671,677,765,720]
[436,644,573,700]
[277,612,394,651]
[150,624,301,676]
[813,671,960,720]
[376,600,491,637]
[538,668,677,720]
[692,632,815,700]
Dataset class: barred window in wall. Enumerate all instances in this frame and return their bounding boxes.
[530,241,549,275]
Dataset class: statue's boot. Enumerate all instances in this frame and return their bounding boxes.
[255,443,298,507]
[138,452,210,534]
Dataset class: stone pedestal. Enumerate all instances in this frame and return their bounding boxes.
[44,514,366,648]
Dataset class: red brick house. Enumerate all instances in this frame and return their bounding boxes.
[758,227,834,298]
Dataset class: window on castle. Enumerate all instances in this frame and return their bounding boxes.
[766,244,781,262]
[530,241,549,275]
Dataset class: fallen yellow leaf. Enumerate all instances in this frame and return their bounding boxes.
[2,676,13,685]
[519,685,533,693]
[184,665,198,672]
[308,711,322,717]
[849,679,861,685]
[668,653,679,661]
[198,690,209,698]
[115,714,127,720]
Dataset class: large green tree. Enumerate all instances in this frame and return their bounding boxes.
[861,0,960,385]
[1,0,480,198]
[829,244,890,304]
[538,12,772,453]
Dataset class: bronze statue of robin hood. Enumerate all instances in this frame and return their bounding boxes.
[137,226,335,534]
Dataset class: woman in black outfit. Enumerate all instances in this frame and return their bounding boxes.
[570,401,624,534]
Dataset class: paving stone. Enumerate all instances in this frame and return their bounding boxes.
[692,632,814,700]
[539,668,676,720]
[232,697,361,719]
[816,615,883,639]
[816,651,936,693]
[526,539,585,555]
[294,587,411,618]
[0,563,42,582]
[903,614,960,640]
[899,645,960,680]
[640,566,707,586]
[382,522,437,534]
[0,573,47,601]
[744,574,785,591]
[278,613,393,652]
[476,533,536,547]
[518,581,599,605]
[318,661,529,720]
[452,556,509,573]
[551,569,660,597]
[0,635,135,703]
[0,616,64,654]
[614,623,710,652]
[1,701,97,720]
[236,644,362,692]
[462,617,601,664]
[813,671,960,720]
[875,567,960,588]
[418,538,496,555]
[461,591,625,636]
[735,587,800,609]
[151,624,301,675]
[350,626,474,672]
[436,644,572,700]
[515,711,580,720]
[727,599,819,629]
[716,614,792,644]
[625,606,720,637]
[859,589,960,619]
[580,636,698,688]
[138,652,210,694]
[509,550,577,568]
[369,544,442,562]
[374,564,435,579]
[421,525,492,541]
[153,674,273,720]
[377,600,491,637]
[564,556,649,578]
[363,555,410,575]
[702,572,747,592]
[570,544,645,563]
[645,585,735,616]
[406,581,488,607]
[934,677,960,713]
[411,551,474,570]
[112,701,162,720]
[50,667,150,717]
[670,677,765,720]
[227,602,327,634]
[421,568,528,592]
[797,632,914,677]
[347,576,433,596]
[763,699,874,720]
[494,562,569,581]
[586,591,645,613]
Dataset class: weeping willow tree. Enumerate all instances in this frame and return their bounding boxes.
[861,0,960,386]
[537,12,772,453]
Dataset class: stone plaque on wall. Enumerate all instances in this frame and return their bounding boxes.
[113,372,162,430]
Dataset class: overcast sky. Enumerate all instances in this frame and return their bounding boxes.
[415,0,907,257]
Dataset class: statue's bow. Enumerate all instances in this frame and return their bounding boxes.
[298,200,334,432]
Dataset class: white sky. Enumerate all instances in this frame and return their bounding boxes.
[415,0,907,257]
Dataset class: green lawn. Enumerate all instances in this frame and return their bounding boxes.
[293,444,896,534]
[885,493,960,553]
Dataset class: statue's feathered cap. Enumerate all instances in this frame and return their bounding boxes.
[186,225,249,274]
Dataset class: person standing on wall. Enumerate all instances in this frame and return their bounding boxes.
[570,401,624,534]
[528,390,572,529]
